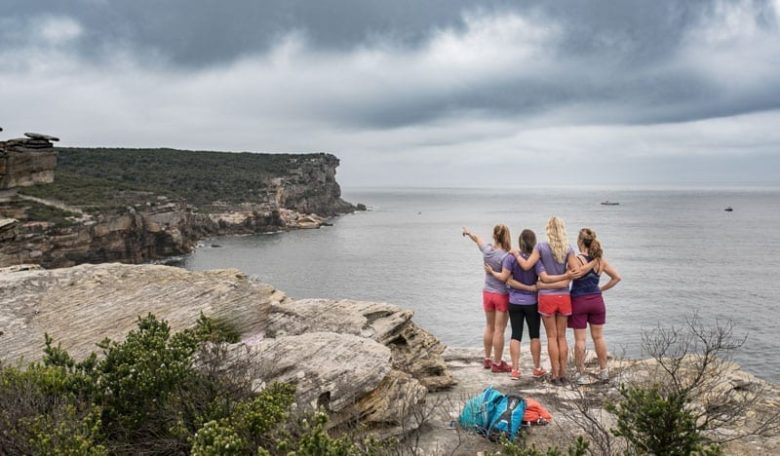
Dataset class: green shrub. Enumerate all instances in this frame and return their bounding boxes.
[606,384,723,456]
[195,312,242,344]
[21,405,107,456]
[191,420,247,456]
[1,313,392,456]
[0,366,106,455]
[495,435,589,456]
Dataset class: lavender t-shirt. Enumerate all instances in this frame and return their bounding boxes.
[481,243,509,294]
[536,241,575,296]
[502,253,545,305]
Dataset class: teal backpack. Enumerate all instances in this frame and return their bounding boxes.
[458,386,527,441]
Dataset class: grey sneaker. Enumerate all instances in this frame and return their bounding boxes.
[598,368,609,382]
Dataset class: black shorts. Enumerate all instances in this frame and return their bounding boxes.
[508,304,541,341]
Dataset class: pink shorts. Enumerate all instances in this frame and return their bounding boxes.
[568,294,606,329]
[483,291,509,312]
[538,294,572,317]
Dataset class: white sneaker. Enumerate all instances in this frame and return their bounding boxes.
[598,368,609,381]
[574,373,589,385]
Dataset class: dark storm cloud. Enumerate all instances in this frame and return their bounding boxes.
[3,0,779,128]
[4,0,763,66]
[2,0,780,186]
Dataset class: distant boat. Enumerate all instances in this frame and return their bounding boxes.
[601,201,620,206]
[724,207,734,212]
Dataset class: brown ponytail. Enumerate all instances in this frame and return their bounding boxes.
[578,228,603,260]
[493,224,511,251]
[519,229,536,255]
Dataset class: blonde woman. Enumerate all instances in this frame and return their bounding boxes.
[463,225,513,373]
[511,216,582,385]
[570,228,621,384]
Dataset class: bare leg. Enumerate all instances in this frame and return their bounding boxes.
[590,324,608,370]
[541,315,559,377]
[574,328,587,374]
[555,315,569,379]
[530,338,542,369]
[510,339,521,371]
[493,310,509,363]
[484,310,495,360]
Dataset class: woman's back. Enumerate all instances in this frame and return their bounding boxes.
[536,241,573,295]
[482,244,509,294]
[504,253,541,304]
[570,255,601,297]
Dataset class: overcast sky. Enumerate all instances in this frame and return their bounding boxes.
[1,0,779,187]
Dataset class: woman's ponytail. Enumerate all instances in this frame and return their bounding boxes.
[578,228,603,260]
[493,224,511,251]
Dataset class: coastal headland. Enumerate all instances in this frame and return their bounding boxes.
[0,138,356,268]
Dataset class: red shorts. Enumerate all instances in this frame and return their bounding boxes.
[538,294,572,317]
[483,291,509,312]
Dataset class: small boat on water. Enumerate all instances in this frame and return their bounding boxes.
[601,201,620,206]
[724,207,734,212]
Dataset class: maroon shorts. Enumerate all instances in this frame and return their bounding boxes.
[568,294,606,329]
[538,294,572,317]
[483,291,509,312]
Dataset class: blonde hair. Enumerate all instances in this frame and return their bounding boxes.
[493,224,511,251]
[578,228,603,260]
[545,216,569,263]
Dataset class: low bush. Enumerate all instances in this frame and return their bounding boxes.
[1,313,387,456]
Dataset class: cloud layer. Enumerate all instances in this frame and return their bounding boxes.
[2,0,780,186]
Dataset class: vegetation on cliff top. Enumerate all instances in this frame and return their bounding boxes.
[19,148,338,211]
[0,314,387,455]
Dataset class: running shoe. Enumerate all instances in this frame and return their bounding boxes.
[573,373,589,386]
[598,368,610,382]
[491,360,512,373]
[532,367,547,378]
[549,377,563,386]
[483,358,492,369]
[510,369,522,380]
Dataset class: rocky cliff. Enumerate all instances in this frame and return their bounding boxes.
[0,133,58,189]
[0,263,454,436]
[0,147,356,268]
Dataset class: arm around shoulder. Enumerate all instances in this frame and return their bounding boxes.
[515,248,539,271]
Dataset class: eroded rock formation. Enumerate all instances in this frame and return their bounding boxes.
[0,263,454,436]
[0,132,58,189]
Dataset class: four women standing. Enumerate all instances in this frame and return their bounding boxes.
[464,217,621,385]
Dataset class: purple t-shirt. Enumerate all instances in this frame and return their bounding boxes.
[536,241,575,296]
[481,243,509,294]
[502,253,545,305]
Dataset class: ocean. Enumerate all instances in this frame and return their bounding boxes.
[183,187,780,382]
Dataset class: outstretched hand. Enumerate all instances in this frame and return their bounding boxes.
[462,227,471,237]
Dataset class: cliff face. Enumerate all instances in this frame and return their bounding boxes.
[270,154,355,216]
[0,148,356,268]
[0,133,58,189]
[0,198,207,268]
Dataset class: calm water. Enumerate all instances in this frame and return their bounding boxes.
[184,187,780,382]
